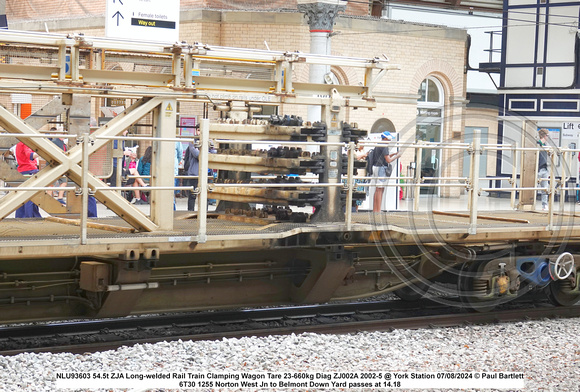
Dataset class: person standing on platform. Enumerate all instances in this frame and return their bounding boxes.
[577,148,580,205]
[48,127,67,204]
[184,140,216,211]
[174,141,184,210]
[14,141,41,218]
[371,131,401,213]
[537,128,550,211]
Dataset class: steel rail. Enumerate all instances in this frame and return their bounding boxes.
[0,300,578,356]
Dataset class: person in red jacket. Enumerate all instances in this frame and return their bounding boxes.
[14,141,41,218]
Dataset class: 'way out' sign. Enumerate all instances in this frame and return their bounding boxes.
[106,0,180,43]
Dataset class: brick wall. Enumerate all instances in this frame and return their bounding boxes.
[3,6,472,197]
[182,0,370,16]
[219,23,309,52]
[7,0,370,21]
[345,1,370,16]
[7,0,105,21]
[5,7,467,135]
[183,0,293,10]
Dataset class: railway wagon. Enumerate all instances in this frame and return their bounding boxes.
[0,31,578,324]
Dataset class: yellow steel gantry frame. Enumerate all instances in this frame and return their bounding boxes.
[0,29,398,235]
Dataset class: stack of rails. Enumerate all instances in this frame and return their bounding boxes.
[209,149,324,175]
[208,119,367,210]
[211,178,324,207]
[209,121,323,142]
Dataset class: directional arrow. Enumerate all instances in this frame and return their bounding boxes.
[112,11,124,26]
[113,0,124,4]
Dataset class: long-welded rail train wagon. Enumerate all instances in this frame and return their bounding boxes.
[0,30,578,324]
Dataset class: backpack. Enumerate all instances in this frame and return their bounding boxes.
[183,145,191,172]
[366,149,374,176]
[367,148,393,178]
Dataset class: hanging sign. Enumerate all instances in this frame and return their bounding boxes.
[106,0,180,43]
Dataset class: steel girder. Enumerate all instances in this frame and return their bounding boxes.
[0,97,175,232]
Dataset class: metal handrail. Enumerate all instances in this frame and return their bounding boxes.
[4,123,577,240]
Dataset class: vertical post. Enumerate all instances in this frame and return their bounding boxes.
[70,43,80,82]
[91,48,100,71]
[307,31,327,122]
[345,141,355,231]
[469,129,481,235]
[80,133,90,245]
[559,151,567,214]
[518,120,538,210]
[488,31,494,63]
[184,54,193,87]
[275,61,284,94]
[564,150,571,208]
[548,149,555,230]
[197,118,209,243]
[520,126,526,206]
[298,0,345,123]
[150,99,176,231]
[172,52,182,87]
[413,145,422,212]
[100,49,106,71]
[534,147,540,210]
[467,144,472,211]
[510,143,518,209]
[311,90,344,223]
[285,61,293,94]
[364,68,374,99]
[57,44,67,81]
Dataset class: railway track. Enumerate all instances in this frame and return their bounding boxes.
[1,299,579,356]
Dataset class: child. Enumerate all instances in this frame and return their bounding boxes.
[125,147,148,204]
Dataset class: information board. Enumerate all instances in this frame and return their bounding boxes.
[179,116,197,161]
[562,121,580,140]
[106,0,180,43]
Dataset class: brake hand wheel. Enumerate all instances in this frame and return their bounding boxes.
[550,252,575,280]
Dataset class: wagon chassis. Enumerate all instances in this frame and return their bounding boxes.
[0,30,578,323]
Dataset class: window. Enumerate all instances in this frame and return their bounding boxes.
[418,78,442,105]
[416,76,444,194]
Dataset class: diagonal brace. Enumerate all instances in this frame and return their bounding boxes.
[0,98,163,231]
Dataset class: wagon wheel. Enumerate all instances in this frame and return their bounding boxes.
[457,260,498,313]
[546,279,580,306]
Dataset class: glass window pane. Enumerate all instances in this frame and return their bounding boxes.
[261,105,277,116]
[418,80,427,102]
[427,79,440,102]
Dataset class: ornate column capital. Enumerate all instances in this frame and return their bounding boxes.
[297,1,346,33]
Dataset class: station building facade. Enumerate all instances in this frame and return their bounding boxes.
[479,0,580,191]
[487,0,580,183]
[4,1,482,198]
